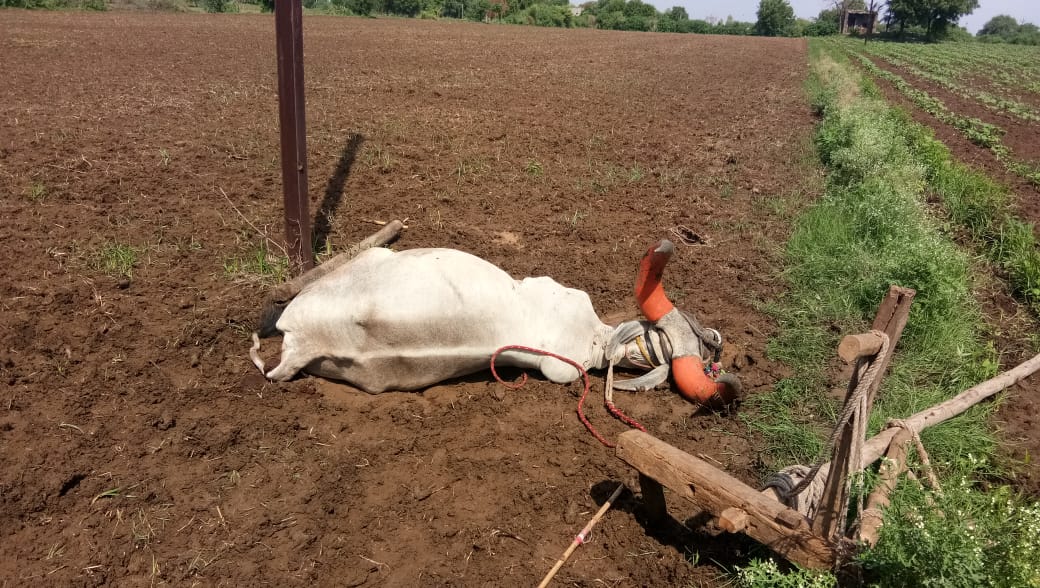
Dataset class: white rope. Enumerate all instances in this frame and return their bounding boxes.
[885,418,943,494]
[764,330,890,526]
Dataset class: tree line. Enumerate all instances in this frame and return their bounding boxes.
[6,0,1038,45]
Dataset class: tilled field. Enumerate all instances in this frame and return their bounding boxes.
[0,13,819,585]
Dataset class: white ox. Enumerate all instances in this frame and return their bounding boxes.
[250,239,741,405]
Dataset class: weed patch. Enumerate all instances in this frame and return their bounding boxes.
[223,240,288,284]
[94,242,139,279]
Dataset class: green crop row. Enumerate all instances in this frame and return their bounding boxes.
[849,50,1040,188]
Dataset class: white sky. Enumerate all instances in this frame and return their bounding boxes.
[640,0,1040,33]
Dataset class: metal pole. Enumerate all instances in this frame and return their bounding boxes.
[275,0,313,273]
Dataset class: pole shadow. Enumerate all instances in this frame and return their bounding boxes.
[313,132,364,254]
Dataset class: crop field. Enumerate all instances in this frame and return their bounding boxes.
[0,12,818,586]
[844,38,1040,192]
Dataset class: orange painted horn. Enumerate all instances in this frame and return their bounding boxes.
[635,240,675,322]
[672,356,742,406]
[635,239,741,406]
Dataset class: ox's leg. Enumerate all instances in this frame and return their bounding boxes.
[539,356,581,384]
[263,332,314,381]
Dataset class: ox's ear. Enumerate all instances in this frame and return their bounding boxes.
[612,364,670,392]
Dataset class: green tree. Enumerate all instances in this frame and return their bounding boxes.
[664,5,686,20]
[385,0,421,16]
[621,0,655,19]
[754,0,795,36]
[978,14,1019,39]
[805,7,841,35]
[886,0,979,40]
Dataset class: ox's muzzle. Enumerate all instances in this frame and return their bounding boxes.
[635,239,742,406]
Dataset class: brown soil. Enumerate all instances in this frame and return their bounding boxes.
[0,12,818,586]
[859,54,1040,495]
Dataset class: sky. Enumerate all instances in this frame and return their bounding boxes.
[639,0,1040,33]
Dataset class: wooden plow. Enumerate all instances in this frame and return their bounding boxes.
[615,285,1040,569]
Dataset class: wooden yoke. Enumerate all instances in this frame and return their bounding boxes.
[812,286,915,541]
[616,430,835,569]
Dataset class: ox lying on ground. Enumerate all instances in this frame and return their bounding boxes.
[250,239,740,405]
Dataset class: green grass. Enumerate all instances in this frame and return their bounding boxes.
[222,240,288,284]
[844,44,1040,189]
[94,242,139,279]
[25,182,46,202]
[738,39,1039,586]
[523,159,543,177]
[859,478,1040,587]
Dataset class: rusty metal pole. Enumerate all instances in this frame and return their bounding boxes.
[275,0,313,273]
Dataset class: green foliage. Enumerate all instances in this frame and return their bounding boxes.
[203,0,238,12]
[885,0,980,41]
[859,479,1040,588]
[754,0,795,37]
[25,183,47,202]
[736,558,838,588]
[764,39,1040,586]
[746,42,999,492]
[978,14,1019,38]
[223,240,288,284]
[977,15,1040,45]
[0,0,106,8]
[663,5,685,20]
[504,2,572,27]
[385,0,421,16]
[804,8,841,36]
[585,0,654,31]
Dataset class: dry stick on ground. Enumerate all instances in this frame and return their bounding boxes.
[265,220,404,304]
[537,483,625,588]
[219,187,289,257]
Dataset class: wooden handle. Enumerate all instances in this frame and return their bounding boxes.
[718,507,749,533]
[838,332,885,363]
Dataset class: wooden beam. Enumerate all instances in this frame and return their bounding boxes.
[719,507,749,533]
[638,473,668,523]
[838,332,885,364]
[866,285,915,407]
[616,430,835,569]
[764,352,1040,506]
[266,220,404,304]
[858,428,911,546]
[812,286,914,540]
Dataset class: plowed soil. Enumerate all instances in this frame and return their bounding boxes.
[29,12,1040,587]
[0,13,816,585]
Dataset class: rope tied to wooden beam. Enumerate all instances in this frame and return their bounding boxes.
[764,330,891,521]
[884,418,942,494]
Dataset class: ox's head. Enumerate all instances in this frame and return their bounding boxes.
[608,239,742,407]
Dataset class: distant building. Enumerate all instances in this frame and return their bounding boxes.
[841,9,877,35]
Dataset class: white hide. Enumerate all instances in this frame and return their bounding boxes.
[263,247,615,392]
